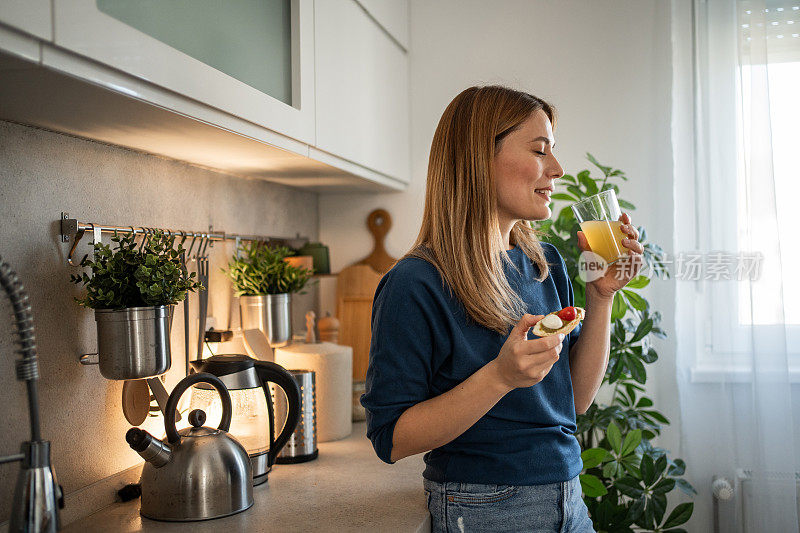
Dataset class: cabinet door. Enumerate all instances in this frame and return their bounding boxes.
[315,0,410,183]
[52,0,314,145]
[0,0,52,41]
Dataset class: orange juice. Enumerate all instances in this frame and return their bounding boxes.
[579,220,629,263]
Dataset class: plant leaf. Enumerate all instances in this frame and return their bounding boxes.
[662,502,694,528]
[579,474,608,497]
[579,174,599,196]
[606,421,622,454]
[651,492,668,525]
[629,356,647,383]
[615,476,644,498]
[675,478,697,495]
[630,317,653,343]
[652,477,676,495]
[626,275,650,289]
[623,289,648,312]
[551,193,577,201]
[611,291,627,320]
[581,448,610,469]
[621,429,642,457]
[667,458,686,476]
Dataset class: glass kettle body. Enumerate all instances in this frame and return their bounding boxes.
[189,354,302,485]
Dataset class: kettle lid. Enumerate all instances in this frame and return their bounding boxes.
[179,409,220,438]
[189,354,255,377]
[189,355,261,390]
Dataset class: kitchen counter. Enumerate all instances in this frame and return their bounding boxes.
[62,422,430,533]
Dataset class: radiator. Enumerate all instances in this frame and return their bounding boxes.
[713,470,800,533]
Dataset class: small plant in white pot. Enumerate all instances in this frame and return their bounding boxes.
[71,230,202,380]
[224,241,315,349]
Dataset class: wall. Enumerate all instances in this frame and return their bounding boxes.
[319,0,695,529]
[0,120,318,523]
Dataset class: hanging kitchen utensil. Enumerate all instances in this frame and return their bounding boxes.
[181,232,196,376]
[196,235,211,361]
[335,209,397,421]
[122,380,150,426]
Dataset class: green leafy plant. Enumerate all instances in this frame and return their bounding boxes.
[70,230,203,309]
[224,241,316,296]
[537,154,696,533]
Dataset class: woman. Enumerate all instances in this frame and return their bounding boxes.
[361,85,643,532]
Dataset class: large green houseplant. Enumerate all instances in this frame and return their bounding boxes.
[224,241,316,348]
[537,154,696,532]
[71,230,202,379]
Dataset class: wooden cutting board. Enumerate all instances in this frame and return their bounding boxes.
[336,209,397,381]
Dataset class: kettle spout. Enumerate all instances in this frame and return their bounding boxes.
[126,428,171,468]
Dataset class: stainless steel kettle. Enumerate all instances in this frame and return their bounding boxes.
[126,372,253,521]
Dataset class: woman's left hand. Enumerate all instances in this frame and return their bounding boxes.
[577,212,645,300]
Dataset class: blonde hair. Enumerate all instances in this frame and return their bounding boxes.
[402,85,555,335]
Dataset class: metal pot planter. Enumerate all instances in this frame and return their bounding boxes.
[94,305,174,380]
[240,294,292,349]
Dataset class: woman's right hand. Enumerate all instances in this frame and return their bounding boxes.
[490,314,564,390]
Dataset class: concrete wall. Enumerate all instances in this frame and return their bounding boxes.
[318,0,694,529]
[0,120,318,522]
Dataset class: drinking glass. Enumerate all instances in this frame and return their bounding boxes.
[570,189,629,264]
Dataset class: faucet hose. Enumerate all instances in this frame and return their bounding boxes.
[0,256,42,442]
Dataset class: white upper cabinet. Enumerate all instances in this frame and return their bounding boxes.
[314,0,410,183]
[0,0,410,190]
[0,0,52,41]
[51,0,315,145]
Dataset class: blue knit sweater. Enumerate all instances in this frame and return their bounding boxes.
[360,243,583,485]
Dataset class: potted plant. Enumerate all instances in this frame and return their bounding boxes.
[224,241,315,348]
[538,154,696,532]
[71,230,202,380]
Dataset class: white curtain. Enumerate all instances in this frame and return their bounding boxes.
[674,0,800,531]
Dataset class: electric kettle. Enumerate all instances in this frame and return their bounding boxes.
[126,372,253,521]
[189,354,302,485]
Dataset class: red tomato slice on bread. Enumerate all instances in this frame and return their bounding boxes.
[557,306,577,322]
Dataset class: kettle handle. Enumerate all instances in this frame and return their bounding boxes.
[253,361,302,466]
[164,372,232,444]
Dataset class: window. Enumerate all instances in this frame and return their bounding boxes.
[678,0,800,380]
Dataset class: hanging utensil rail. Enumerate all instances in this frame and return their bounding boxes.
[60,213,309,266]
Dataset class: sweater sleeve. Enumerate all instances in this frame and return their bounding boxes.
[359,267,443,464]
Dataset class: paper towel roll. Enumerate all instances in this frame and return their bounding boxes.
[274,341,353,442]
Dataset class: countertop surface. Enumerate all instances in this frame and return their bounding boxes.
[62,422,430,533]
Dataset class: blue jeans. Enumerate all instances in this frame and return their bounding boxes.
[423,475,595,533]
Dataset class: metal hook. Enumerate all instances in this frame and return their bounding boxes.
[136,227,146,251]
[67,227,87,266]
[88,223,102,246]
[193,234,203,261]
[186,234,199,260]
[199,233,211,259]
[142,227,154,250]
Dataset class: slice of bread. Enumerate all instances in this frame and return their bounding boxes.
[531,307,585,337]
